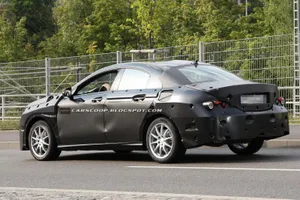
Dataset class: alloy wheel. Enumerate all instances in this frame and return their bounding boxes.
[30,125,50,158]
[231,143,249,149]
[149,122,174,159]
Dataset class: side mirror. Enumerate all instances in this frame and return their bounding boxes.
[62,88,72,98]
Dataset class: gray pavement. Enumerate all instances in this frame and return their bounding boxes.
[0,130,19,141]
[0,148,300,199]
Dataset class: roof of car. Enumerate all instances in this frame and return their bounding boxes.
[73,60,208,89]
[117,60,206,71]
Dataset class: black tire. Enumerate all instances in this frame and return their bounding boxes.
[113,150,133,154]
[28,120,61,161]
[146,117,186,163]
[228,138,264,155]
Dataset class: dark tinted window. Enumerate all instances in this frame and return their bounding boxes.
[118,69,150,90]
[177,65,242,83]
[76,71,118,95]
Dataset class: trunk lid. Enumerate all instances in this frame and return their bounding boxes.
[186,80,278,111]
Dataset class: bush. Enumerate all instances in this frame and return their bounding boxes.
[0,121,19,130]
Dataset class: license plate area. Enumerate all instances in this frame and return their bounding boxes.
[240,94,267,104]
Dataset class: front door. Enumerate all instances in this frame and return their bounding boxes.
[57,70,119,145]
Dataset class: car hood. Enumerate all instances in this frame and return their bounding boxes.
[26,95,61,108]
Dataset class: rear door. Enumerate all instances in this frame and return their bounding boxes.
[104,68,160,143]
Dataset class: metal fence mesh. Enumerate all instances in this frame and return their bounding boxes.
[123,44,199,63]
[204,34,295,116]
[0,34,298,122]
[0,60,46,95]
[49,52,118,93]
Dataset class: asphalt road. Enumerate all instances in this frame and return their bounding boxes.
[1,148,300,199]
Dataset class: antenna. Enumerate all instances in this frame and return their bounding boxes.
[193,60,199,67]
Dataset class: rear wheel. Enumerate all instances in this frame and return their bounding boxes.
[146,117,186,163]
[28,120,61,161]
[228,138,264,155]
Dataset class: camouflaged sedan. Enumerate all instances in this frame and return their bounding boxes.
[20,60,289,163]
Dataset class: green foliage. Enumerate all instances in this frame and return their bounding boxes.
[39,0,94,57]
[0,16,32,62]
[0,0,294,61]
[85,0,137,52]
[260,0,293,35]
[0,120,19,130]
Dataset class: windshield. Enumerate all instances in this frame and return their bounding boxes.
[176,65,242,84]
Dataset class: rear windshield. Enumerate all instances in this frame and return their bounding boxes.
[176,65,242,84]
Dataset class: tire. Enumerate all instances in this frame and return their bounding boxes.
[146,117,186,163]
[227,138,264,155]
[113,150,132,154]
[28,120,61,161]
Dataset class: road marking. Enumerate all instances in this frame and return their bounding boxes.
[0,187,291,200]
[127,165,300,172]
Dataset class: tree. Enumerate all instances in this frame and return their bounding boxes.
[131,0,178,48]
[6,0,56,48]
[0,16,32,62]
[260,0,293,35]
[84,0,138,52]
[39,0,94,57]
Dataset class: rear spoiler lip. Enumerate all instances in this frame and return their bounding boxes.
[185,81,277,93]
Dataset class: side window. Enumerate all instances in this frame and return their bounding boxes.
[118,69,150,90]
[76,71,118,95]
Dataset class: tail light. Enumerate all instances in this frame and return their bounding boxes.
[203,100,227,110]
[213,100,227,108]
[276,97,285,106]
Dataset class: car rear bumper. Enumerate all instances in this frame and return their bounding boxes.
[213,111,289,142]
[175,106,289,148]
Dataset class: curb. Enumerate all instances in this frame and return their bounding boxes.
[0,187,289,200]
[1,140,300,150]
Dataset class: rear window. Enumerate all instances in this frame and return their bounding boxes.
[177,65,242,83]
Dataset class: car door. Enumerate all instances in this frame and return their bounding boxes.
[104,68,161,143]
[57,70,119,145]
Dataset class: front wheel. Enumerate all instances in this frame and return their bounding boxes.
[28,120,61,161]
[228,138,264,155]
[146,117,186,163]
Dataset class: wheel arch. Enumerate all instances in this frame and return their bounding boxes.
[24,115,57,149]
[139,113,181,149]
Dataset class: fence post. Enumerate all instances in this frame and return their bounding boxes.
[45,57,51,96]
[1,96,5,121]
[116,51,122,64]
[199,41,205,62]
[153,50,156,61]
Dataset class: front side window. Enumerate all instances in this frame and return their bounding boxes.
[118,69,150,90]
[76,71,118,95]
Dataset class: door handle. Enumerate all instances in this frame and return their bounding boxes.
[92,97,103,103]
[74,98,85,103]
[132,94,146,101]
